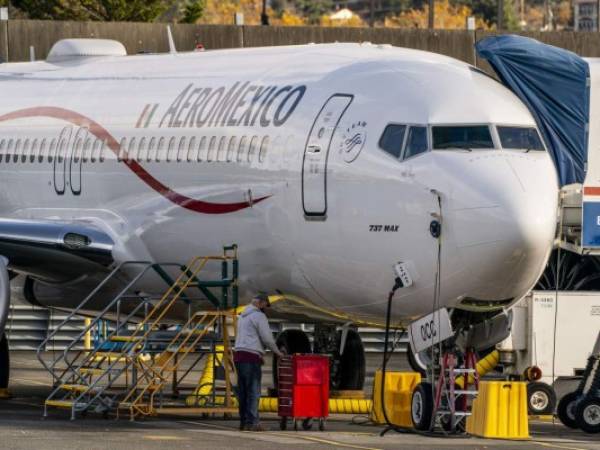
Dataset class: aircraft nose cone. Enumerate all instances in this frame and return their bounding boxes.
[451,154,558,301]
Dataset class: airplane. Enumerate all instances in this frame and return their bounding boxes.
[0,38,558,408]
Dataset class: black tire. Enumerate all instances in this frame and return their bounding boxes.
[527,382,557,415]
[576,398,600,434]
[0,333,9,389]
[272,330,311,389]
[302,418,313,430]
[412,382,434,431]
[407,346,429,377]
[331,330,366,391]
[557,391,580,429]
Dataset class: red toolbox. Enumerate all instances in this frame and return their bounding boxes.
[277,354,329,431]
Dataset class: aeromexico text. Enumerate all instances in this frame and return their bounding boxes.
[159,82,307,129]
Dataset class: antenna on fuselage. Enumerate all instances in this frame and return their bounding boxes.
[167,26,177,54]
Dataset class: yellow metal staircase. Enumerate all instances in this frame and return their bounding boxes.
[38,246,239,420]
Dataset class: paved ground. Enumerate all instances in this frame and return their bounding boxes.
[1,352,599,450]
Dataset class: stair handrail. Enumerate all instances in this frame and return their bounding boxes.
[120,312,217,411]
[35,260,153,379]
[67,256,221,411]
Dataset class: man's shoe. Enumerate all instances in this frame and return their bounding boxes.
[239,423,246,431]
[249,423,268,432]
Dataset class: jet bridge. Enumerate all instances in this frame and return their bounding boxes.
[476,35,600,255]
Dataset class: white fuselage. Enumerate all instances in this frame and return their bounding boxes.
[0,42,559,326]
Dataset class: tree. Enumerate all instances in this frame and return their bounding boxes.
[12,0,170,22]
[181,0,206,23]
[294,0,334,24]
[385,0,489,29]
[459,0,519,30]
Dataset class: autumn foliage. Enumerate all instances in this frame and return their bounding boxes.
[385,0,489,29]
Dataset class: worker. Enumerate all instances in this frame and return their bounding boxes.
[234,293,284,432]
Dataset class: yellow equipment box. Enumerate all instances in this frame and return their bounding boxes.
[466,381,529,439]
[370,371,421,427]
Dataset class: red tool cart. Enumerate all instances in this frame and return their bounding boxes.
[278,354,329,431]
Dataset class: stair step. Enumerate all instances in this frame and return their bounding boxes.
[110,336,143,343]
[437,411,472,417]
[93,352,128,358]
[45,400,86,409]
[59,384,98,393]
[453,390,478,396]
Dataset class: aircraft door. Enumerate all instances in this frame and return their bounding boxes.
[302,94,353,217]
[53,126,72,195]
[68,127,86,196]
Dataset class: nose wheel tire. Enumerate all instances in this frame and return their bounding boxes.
[527,382,556,415]
[557,391,580,429]
[411,382,433,431]
[576,398,600,433]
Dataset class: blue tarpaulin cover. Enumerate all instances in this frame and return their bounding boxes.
[476,35,590,186]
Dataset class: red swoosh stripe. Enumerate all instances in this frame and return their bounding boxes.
[0,107,269,214]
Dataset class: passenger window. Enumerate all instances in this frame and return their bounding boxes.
[237,136,248,163]
[432,125,494,149]
[91,139,101,163]
[379,124,407,158]
[197,136,207,162]
[30,139,38,163]
[38,139,47,163]
[217,136,227,162]
[118,138,127,162]
[48,139,56,163]
[83,137,92,163]
[137,137,146,162]
[127,137,136,162]
[13,139,22,163]
[248,136,258,163]
[207,136,217,162]
[177,137,186,162]
[167,137,177,162]
[227,136,237,162]
[259,136,269,163]
[22,139,30,163]
[6,139,13,163]
[403,127,428,160]
[187,137,197,162]
[0,140,5,163]
[99,140,106,163]
[147,137,157,162]
[157,137,166,162]
[73,136,83,163]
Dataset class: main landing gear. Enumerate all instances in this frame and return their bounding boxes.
[272,325,366,392]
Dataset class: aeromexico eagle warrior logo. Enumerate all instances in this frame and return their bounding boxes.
[0,82,307,215]
[339,121,367,163]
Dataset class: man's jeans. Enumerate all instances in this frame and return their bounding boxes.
[235,362,262,427]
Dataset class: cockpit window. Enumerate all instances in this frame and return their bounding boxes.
[404,126,428,159]
[432,125,494,150]
[379,124,406,158]
[497,126,545,151]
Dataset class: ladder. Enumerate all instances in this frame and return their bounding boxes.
[433,350,479,432]
[37,246,239,420]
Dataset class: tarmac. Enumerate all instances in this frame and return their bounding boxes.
[1,352,599,450]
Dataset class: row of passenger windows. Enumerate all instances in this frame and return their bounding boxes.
[0,134,272,165]
[379,124,545,161]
